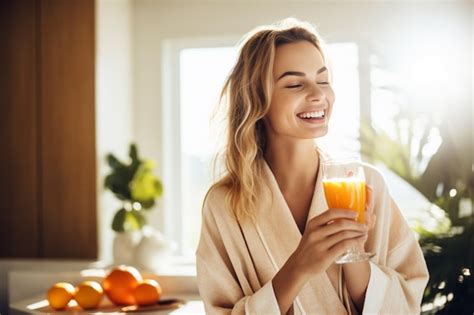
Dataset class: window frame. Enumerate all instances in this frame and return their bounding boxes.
[161,36,240,257]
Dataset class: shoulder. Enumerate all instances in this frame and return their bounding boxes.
[203,184,228,208]
[201,184,232,221]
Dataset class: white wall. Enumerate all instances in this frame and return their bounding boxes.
[96,0,134,263]
[131,0,472,231]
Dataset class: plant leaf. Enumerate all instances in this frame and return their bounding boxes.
[129,143,139,162]
[111,208,127,232]
[140,199,155,210]
[106,153,124,169]
[126,210,146,230]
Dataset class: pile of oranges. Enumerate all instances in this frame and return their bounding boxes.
[47,265,162,310]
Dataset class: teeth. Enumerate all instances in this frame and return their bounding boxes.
[298,110,325,119]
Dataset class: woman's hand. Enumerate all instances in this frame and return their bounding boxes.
[289,209,368,278]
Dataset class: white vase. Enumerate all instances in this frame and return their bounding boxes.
[112,230,141,265]
[134,226,173,273]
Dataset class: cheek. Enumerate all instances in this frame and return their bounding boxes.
[266,98,298,131]
[268,92,290,119]
[268,91,295,117]
[267,101,291,124]
[325,87,335,115]
[326,86,335,103]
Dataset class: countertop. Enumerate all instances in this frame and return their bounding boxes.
[1,259,203,314]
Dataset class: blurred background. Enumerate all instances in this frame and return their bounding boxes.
[1,0,473,313]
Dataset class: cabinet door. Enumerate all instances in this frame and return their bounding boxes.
[0,0,97,259]
[39,0,97,258]
[0,0,39,257]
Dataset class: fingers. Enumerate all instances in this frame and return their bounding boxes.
[320,229,368,250]
[366,184,373,196]
[365,213,371,228]
[364,211,377,230]
[308,209,357,228]
[365,185,373,211]
[318,218,367,238]
[369,213,376,230]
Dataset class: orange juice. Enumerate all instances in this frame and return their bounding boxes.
[323,177,366,223]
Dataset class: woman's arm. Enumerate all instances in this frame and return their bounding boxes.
[342,261,370,312]
[272,254,307,314]
[197,199,283,314]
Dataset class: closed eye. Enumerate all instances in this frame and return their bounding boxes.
[286,84,303,89]
[318,82,330,85]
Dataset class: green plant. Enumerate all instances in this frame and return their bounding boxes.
[104,143,163,232]
[360,112,474,313]
[417,222,474,313]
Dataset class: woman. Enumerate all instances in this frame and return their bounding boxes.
[196,18,429,314]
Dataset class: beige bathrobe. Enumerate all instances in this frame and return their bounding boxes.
[196,151,429,314]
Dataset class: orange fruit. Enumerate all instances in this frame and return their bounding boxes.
[133,279,162,306]
[47,282,75,310]
[74,281,104,309]
[102,265,142,305]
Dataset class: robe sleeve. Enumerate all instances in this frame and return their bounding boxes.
[196,194,281,315]
[362,169,429,314]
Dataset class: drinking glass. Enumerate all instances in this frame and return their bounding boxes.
[322,157,375,264]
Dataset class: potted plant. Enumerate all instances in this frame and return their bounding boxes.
[104,143,166,267]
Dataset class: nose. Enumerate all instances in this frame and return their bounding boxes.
[306,83,324,102]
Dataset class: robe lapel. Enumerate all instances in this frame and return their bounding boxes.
[254,158,348,314]
[254,161,303,267]
[306,155,328,225]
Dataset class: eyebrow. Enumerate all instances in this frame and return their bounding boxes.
[277,66,328,81]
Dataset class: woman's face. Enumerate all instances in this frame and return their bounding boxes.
[264,40,335,141]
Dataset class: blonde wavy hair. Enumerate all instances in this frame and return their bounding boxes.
[208,18,327,222]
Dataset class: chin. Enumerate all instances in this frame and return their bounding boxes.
[308,128,328,139]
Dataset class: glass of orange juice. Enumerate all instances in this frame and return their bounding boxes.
[322,157,375,264]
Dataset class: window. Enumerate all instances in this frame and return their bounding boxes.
[179,47,238,256]
[163,40,361,257]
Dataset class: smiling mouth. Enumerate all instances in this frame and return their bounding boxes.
[296,109,326,120]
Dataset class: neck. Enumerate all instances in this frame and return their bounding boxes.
[264,138,319,192]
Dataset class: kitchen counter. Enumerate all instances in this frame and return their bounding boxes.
[1,259,202,314]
